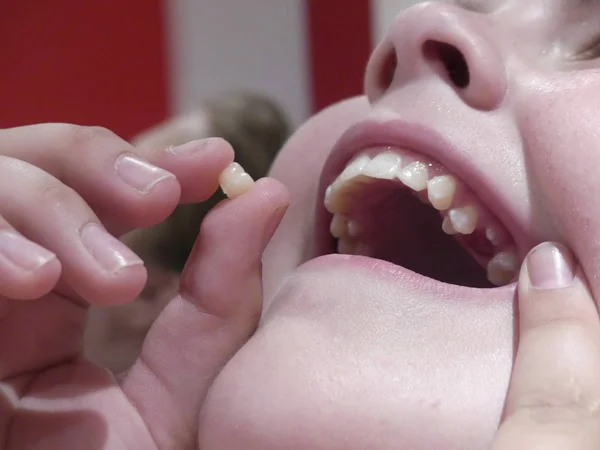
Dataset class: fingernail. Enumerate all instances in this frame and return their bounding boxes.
[527,242,575,290]
[81,223,143,273]
[167,139,212,155]
[0,230,56,271]
[115,154,174,194]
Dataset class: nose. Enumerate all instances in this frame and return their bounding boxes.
[365,2,507,111]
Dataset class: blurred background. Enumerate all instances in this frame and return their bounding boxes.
[0,0,419,139]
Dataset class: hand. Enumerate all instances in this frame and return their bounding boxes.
[493,242,600,449]
[0,124,289,449]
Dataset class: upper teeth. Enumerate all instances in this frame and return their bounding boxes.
[448,206,479,235]
[363,151,401,179]
[325,149,519,287]
[398,161,429,191]
[326,150,465,224]
[427,175,457,210]
[340,154,371,182]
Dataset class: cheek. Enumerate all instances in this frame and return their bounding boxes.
[263,142,325,299]
[263,97,371,303]
[518,88,600,297]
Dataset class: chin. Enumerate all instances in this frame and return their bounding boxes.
[199,257,514,449]
[198,98,519,449]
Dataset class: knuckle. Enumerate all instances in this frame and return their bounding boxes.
[59,124,118,154]
[36,180,80,210]
[0,154,27,173]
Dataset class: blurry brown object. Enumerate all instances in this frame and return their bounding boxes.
[84,91,290,373]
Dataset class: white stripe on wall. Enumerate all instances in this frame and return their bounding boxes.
[371,0,422,44]
[166,0,310,126]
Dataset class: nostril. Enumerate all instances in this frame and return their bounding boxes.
[377,47,398,94]
[423,41,470,89]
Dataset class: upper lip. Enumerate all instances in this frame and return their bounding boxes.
[315,116,528,259]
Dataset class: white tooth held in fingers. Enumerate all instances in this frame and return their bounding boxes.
[363,151,401,180]
[487,251,519,286]
[427,175,457,210]
[442,216,458,235]
[448,205,479,235]
[219,162,254,198]
[330,215,348,238]
[398,162,429,191]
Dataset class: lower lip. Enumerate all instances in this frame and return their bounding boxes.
[302,253,517,297]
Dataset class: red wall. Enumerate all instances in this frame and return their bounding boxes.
[0,1,372,138]
[307,0,373,113]
[0,0,169,140]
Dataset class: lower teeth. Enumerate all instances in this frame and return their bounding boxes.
[336,234,518,287]
[486,252,519,286]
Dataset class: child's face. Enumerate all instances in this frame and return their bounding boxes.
[200,1,600,448]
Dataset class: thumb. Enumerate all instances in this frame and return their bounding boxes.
[492,242,600,450]
[121,177,289,448]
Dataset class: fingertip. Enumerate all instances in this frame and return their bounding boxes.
[0,230,62,299]
[252,177,291,210]
[120,175,182,229]
[517,242,599,333]
[205,137,236,163]
[81,263,148,306]
[182,177,290,297]
[521,242,576,292]
[157,137,237,205]
[251,179,290,246]
[500,245,600,449]
[166,137,235,162]
[0,256,62,300]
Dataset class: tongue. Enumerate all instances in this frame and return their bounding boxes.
[347,182,491,288]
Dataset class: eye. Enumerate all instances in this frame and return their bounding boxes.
[574,35,600,60]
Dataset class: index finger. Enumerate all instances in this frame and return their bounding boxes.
[492,243,600,449]
[0,125,234,235]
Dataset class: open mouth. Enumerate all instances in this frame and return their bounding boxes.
[317,139,519,289]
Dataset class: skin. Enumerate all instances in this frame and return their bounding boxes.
[84,93,290,373]
[494,244,600,449]
[1,1,600,448]
[198,0,600,448]
[0,132,599,450]
[0,126,290,449]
